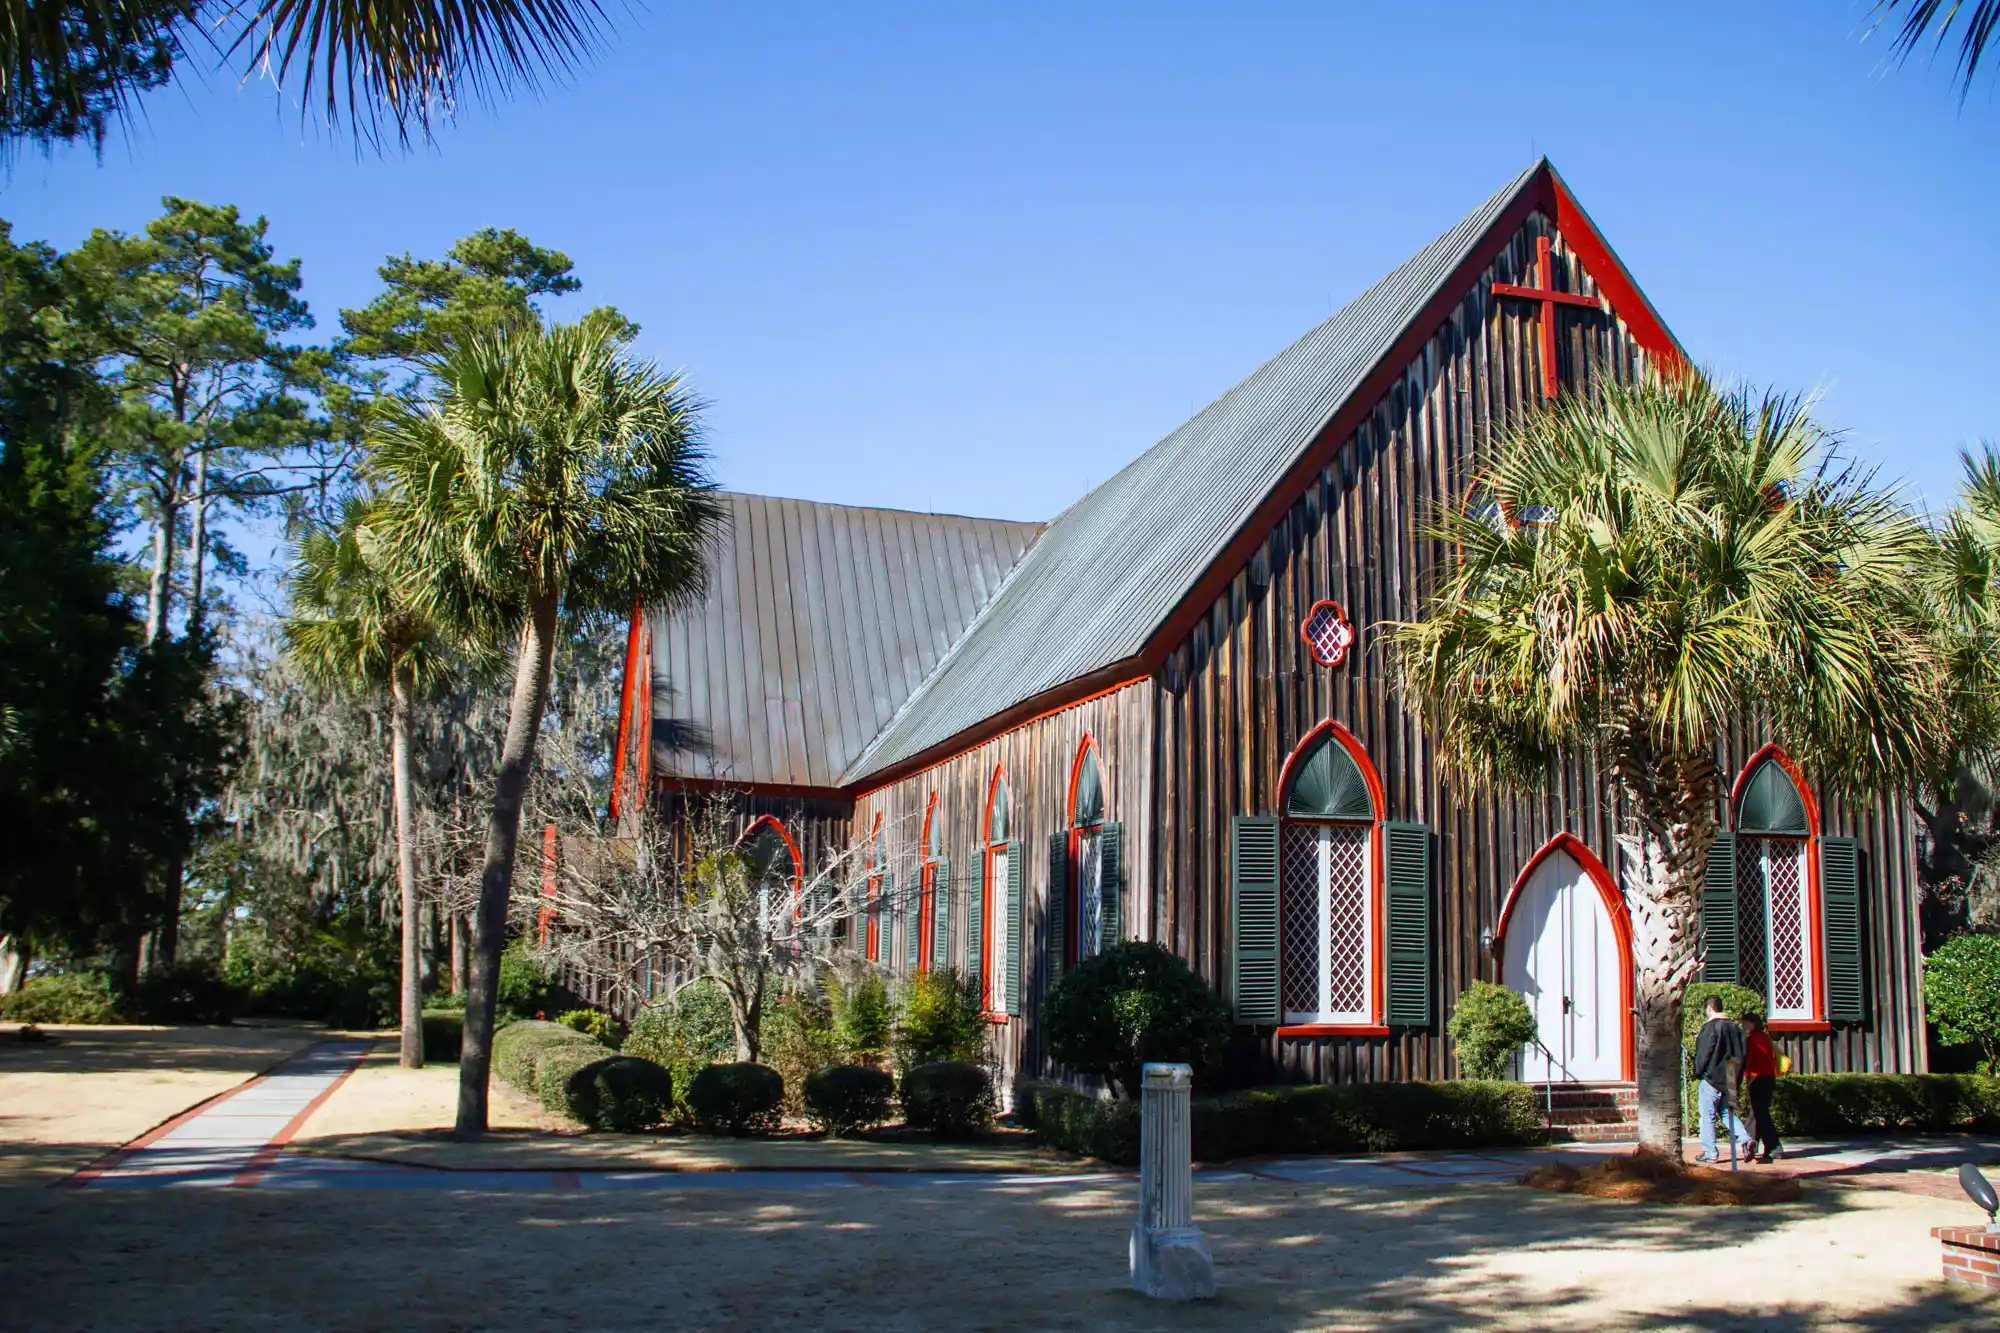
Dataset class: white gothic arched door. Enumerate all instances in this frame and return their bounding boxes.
[1501,846,1625,1083]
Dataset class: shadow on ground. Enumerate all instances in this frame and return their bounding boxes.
[0,1173,1992,1331]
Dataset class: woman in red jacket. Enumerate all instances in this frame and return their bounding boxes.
[1740,1014,1783,1163]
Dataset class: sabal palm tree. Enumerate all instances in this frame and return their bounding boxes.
[3,0,611,155]
[1390,372,1947,1156]
[368,320,719,1134]
[283,495,484,1068]
[1870,1,1999,97]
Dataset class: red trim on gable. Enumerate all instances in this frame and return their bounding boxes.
[1547,167,1687,369]
[609,604,645,819]
[1491,832,1636,1083]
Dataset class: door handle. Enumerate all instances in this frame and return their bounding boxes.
[1563,996,1574,1014]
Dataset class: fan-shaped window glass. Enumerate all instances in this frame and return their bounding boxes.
[1072,750,1104,829]
[988,777,1010,842]
[1279,725,1380,1026]
[1738,759,1809,835]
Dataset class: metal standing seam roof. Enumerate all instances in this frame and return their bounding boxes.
[839,161,1547,784]
[649,492,1044,788]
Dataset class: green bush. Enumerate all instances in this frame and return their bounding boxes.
[497,940,555,1021]
[124,958,243,1025]
[1447,980,1537,1079]
[1922,934,2000,1073]
[423,990,466,1012]
[828,971,894,1063]
[493,1019,602,1094]
[1769,1074,2000,1136]
[624,979,737,1102]
[685,1062,785,1136]
[894,967,987,1068]
[421,1011,463,1063]
[803,1064,896,1137]
[536,1043,614,1114]
[1044,942,1230,1097]
[1024,1079,1545,1166]
[562,1056,675,1133]
[762,985,841,1116]
[0,972,123,1023]
[556,1008,620,1045]
[900,1061,995,1139]
[224,917,398,1028]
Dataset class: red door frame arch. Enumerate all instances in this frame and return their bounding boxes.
[1492,832,1635,1082]
[1272,719,1389,1037]
[1730,743,1829,1033]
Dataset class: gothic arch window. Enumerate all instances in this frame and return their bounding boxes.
[982,768,1011,1013]
[1731,748,1819,1023]
[1277,722,1384,1026]
[1063,736,1116,970]
[918,794,942,973]
[741,815,803,934]
[865,812,885,963]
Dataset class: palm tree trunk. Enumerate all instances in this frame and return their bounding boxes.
[392,670,424,1070]
[456,591,561,1134]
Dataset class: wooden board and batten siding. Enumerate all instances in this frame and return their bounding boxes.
[1144,212,1926,1084]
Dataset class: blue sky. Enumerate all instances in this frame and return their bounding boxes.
[8,1,1997,533]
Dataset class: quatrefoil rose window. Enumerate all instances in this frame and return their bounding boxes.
[1301,600,1354,668]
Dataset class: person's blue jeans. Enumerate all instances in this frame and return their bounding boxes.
[1697,1080,1750,1159]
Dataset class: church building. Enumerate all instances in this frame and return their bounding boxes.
[605,160,1928,1108]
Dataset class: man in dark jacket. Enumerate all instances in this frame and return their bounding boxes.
[1690,994,1753,1163]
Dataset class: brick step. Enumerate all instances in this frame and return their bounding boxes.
[1547,1106,1636,1126]
[1548,1121,1638,1144]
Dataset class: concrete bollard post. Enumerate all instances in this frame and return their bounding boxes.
[1130,1062,1216,1300]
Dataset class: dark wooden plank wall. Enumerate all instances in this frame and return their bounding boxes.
[851,682,1153,1094]
[1147,211,1927,1084]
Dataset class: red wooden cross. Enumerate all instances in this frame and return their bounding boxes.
[1490,234,1601,401]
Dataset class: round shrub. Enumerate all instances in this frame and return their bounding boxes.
[1044,941,1230,1098]
[1923,934,2000,1073]
[685,1062,785,1136]
[0,972,122,1024]
[899,1060,995,1139]
[535,1043,610,1113]
[493,1019,600,1093]
[803,1063,895,1137]
[563,1056,675,1133]
[625,980,737,1099]
[1447,980,1538,1079]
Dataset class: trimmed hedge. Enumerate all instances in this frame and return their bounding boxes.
[686,1062,785,1136]
[493,1019,603,1093]
[900,1061,996,1139]
[1769,1074,2000,1136]
[421,1011,463,1063]
[1024,1079,1545,1166]
[803,1064,895,1137]
[563,1056,675,1133]
[0,973,123,1023]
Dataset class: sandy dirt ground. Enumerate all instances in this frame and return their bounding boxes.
[4,1174,1997,1330]
[0,1023,321,1184]
[296,1051,1060,1173]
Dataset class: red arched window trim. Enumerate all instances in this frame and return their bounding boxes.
[1273,719,1390,1038]
[1065,736,1103,971]
[982,765,1010,1020]
[1491,832,1636,1081]
[918,794,939,973]
[740,814,804,916]
[1730,744,1830,1033]
[865,811,884,962]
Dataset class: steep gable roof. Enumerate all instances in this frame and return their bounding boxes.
[841,159,1678,784]
[649,492,1042,788]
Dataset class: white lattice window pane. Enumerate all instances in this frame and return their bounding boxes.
[1324,825,1369,1019]
[1765,841,1810,1017]
[1077,831,1102,959]
[1736,839,1770,998]
[1281,827,1321,1018]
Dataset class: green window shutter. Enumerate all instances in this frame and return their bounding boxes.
[1005,840,1024,1015]
[1230,816,1281,1025]
[1701,833,1738,984]
[1820,836,1865,1023]
[1046,832,1068,982]
[1099,821,1123,951]
[968,851,986,1006]
[1383,821,1432,1027]
[932,857,952,972]
[906,865,922,972]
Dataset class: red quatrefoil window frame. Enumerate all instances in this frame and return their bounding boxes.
[1301,600,1355,668]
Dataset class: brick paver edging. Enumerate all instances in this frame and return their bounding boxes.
[1933,1225,2000,1291]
